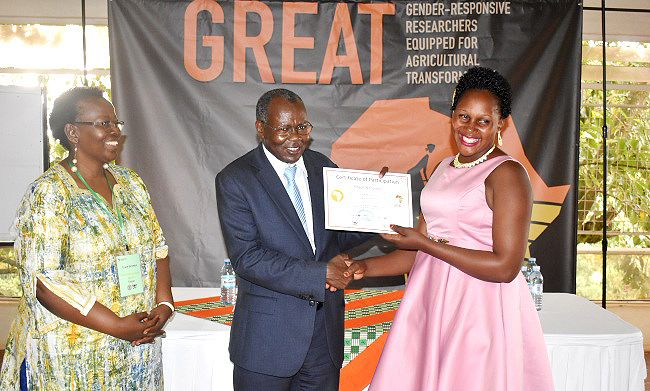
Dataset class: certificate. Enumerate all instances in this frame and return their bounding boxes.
[323,167,413,234]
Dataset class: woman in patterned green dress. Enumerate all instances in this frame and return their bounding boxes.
[0,87,174,390]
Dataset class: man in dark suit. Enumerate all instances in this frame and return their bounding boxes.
[215,88,371,391]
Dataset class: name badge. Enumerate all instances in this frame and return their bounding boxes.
[116,253,144,297]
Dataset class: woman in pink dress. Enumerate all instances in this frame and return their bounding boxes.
[351,67,554,390]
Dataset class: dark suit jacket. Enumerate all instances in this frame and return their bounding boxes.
[215,144,371,377]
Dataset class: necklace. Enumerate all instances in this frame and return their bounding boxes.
[453,144,496,168]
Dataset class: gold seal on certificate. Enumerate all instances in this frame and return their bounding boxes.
[323,167,413,233]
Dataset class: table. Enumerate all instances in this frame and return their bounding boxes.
[539,293,645,391]
[162,288,232,390]
[162,288,646,391]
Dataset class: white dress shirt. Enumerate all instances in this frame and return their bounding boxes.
[262,145,316,252]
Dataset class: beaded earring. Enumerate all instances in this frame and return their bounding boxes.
[71,146,78,172]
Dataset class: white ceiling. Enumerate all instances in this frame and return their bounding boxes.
[0,0,648,42]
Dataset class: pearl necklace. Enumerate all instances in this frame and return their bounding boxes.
[453,144,496,168]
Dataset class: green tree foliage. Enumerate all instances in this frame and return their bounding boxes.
[0,247,20,297]
[577,41,650,299]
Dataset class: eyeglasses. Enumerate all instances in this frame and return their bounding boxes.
[263,122,313,138]
[72,120,125,131]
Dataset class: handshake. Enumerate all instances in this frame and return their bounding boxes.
[325,254,366,291]
[323,167,388,291]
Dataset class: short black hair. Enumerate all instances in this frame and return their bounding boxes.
[450,67,512,119]
[49,86,105,151]
[256,88,304,123]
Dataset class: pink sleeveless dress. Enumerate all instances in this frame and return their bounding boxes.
[369,156,554,391]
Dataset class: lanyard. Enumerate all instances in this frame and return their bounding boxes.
[69,162,130,251]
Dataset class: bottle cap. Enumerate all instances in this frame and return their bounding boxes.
[224,258,231,264]
[532,265,541,271]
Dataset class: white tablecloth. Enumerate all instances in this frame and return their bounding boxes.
[538,293,645,391]
[162,289,646,391]
[162,288,233,391]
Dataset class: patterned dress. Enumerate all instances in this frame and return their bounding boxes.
[0,163,168,390]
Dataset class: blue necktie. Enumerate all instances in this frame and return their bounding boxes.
[284,165,309,236]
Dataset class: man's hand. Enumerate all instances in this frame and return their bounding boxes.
[328,259,368,292]
[325,254,353,291]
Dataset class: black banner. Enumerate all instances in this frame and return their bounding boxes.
[109,0,581,292]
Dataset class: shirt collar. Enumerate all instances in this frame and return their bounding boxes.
[262,144,308,178]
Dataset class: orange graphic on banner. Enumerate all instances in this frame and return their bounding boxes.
[331,98,570,254]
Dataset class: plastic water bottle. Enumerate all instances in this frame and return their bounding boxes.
[523,257,537,279]
[528,265,543,311]
[520,265,529,280]
[220,259,237,305]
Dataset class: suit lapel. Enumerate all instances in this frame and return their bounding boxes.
[252,145,313,255]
